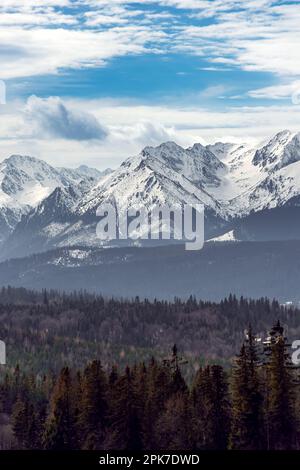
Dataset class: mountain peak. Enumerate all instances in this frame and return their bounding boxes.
[6,154,38,162]
[206,142,242,162]
[76,164,110,180]
[0,153,104,244]
[141,141,183,158]
[274,129,292,139]
[3,154,47,168]
[189,142,206,152]
[3,131,300,257]
[252,130,295,168]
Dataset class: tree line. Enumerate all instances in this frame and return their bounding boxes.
[0,286,299,375]
[0,321,300,450]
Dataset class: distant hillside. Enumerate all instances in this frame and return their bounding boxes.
[1,241,300,302]
[0,287,299,376]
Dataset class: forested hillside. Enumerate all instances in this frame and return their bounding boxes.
[0,287,299,375]
[1,323,300,450]
[2,242,300,302]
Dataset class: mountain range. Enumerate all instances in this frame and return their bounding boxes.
[1,129,300,260]
[1,242,300,302]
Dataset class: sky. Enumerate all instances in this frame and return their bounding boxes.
[0,0,300,169]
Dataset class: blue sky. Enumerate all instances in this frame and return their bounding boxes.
[9,54,275,107]
[0,0,300,168]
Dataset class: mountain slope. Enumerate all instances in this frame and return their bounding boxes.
[228,131,300,215]
[2,144,227,257]
[1,242,300,302]
[0,154,109,243]
[3,130,300,259]
[77,143,224,216]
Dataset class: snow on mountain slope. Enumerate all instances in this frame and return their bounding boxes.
[65,146,225,246]
[3,130,300,257]
[0,155,61,207]
[208,230,239,242]
[76,143,223,217]
[76,165,112,179]
[208,144,259,203]
[206,131,300,215]
[206,142,242,162]
[1,184,93,259]
[275,132,300,169]
[2,143,226,255]
[0,154,106,242]
[58,165,111,184]
[231,158,300,214]
[252,130,295,169]
[226,131,300,215]
[140,141,225,190]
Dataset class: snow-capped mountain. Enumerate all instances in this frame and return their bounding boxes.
[140,141,226,189]
[3,143,226,257]
[226,130,300,215]
[77,142,224,216]
[252,130,299,170]
[4,185,91,257]
[2,130,300,259]
[0,154,110,243]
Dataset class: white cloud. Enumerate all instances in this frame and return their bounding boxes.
[168,1,300,79]
[111,121,176,145]
[0,0,297,82]
[1,95,300,169]
[0,26,166,80]
[24,96,108,140]
[0,1,70,6]
[198,84,230,98]
[0,11,76,26]
[0,1,299,167]
[249,81,300,100]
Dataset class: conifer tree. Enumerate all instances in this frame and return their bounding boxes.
[0,373,11,414]
[12,396,29,449]
[132,363,147,440]
[264,321,297,450]
[192,365,229,449]
[142,358,172,449]
[43,367,78,450]
[163,345,188,395]
[192,366,210,449]
[12,396,39,449]
[154,391,193,450]
[230,327,264,450]
[209,365,230,449]
[106,366,143,450]
[79,360,108,449]
[109,365,119,387]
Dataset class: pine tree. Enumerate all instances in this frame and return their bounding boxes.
[264,321,297,449]
[106,366,143,450]
[192,365,229,449]
[142,358,172,449]
[163,344,188,395]
[209,365,230,449]
[229,327,264,450]
[43,289,49,307]
[79,360,108,449]
[132,362,148,447]
[12,396,39,449]
[154,391,193,450]
[43,367,78,450]
[109,365,119,387]
[192,366,210,449]
[12,396,29,449]
[0,373,11,413]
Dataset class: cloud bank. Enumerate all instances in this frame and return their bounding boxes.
[0,1,298,83]
[25,96,108,141]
